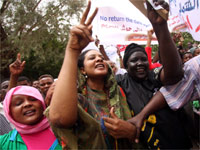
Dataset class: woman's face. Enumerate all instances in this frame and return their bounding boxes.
[127,51,149,80]
[10,94,44,125]
[82,50,108,78]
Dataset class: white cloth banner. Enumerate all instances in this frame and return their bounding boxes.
[90,0,200,45]
[168,0,200,41]
[87,0,200,67]
[91,0,158,45]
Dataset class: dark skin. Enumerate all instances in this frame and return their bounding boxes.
[49,1,137,140]
[146,29,160,64]
[130,1,177,73]
[8,53,26,90]
[39,77,54,96]
[147,0,183,85]
[48,0,184,142]
[127,51,149,81]
[104,0,184,142]
[49,0,99,127]
[10,95,44,125]
[116,46,125,68]
[0,81,9,102]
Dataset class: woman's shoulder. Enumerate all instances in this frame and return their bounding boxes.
[115,73,129,83]
[0,129,23,148]
[0,129,14,140]
[0,129,29,150]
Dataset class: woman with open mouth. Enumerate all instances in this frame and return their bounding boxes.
[0,86,62,150]
[47,1,136,149]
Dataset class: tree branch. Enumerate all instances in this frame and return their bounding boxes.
[32,0,43,12]
[0,0,10,15]
[23,3,63,37]
[0,22,7,42]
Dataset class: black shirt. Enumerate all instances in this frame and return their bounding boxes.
[116,71,192,149]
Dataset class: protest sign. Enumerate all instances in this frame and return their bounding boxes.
[129,0,169,20]
[169,0,200,41]
[91,0,157,45]
[88,0,199,68]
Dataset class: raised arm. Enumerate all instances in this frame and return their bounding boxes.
[145,29,154,69]
[146,29,154,48]
[116,46,125,69]
[147,1,183,85]
[8,53,26,90]
[49,1,98,128]
[99,45,110,60]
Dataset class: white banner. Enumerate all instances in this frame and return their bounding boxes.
[91,0,158,45]
[90,0,200,45]
[168,0,200,41]
[87,0,200,67]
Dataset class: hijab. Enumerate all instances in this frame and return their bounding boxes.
[77,64,132,120]
[3,86,49,134]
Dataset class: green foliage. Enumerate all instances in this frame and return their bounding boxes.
[151,32,200,58]
[180,32,200,49]
[0,0,86,81]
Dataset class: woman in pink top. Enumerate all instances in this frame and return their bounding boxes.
[0,86,61,150]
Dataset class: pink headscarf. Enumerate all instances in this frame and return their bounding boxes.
[3,86,50,134]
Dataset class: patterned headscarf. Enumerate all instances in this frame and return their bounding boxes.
[3,86,49,134]
[77,64,131,120]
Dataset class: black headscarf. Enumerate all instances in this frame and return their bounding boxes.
[123,43,147,68]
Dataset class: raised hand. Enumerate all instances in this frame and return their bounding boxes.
[146,0,169,25]
[103,107,136,140]
[116,47,122,57]
[67,0,98,52]
[147,29,154,39]
[9,53,26,76]
[95,35,100,47]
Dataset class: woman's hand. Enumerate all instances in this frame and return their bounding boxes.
[103,107,137,140]
[146,0,169,25]
[67,0,98,53]
[9,53,25,76]
[147,29,154,39]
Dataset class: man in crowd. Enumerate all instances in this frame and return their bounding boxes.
[38,74,54,98]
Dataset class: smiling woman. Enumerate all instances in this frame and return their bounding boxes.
[0,86,62,150]
[47,1,137,149]
[10,94,44,125]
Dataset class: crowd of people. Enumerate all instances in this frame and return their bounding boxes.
[0,0,200,149]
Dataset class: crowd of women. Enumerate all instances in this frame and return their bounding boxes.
[0,0,199,149]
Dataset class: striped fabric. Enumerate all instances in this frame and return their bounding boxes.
[160,55,200,110]
[0,114,12,135]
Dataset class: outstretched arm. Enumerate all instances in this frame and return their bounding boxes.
[145,29,154,69]
[147,0,183,85]
[99,45,110,60]
[8,53,26,90]
[49,1,98,128]
[146,29,154,48]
